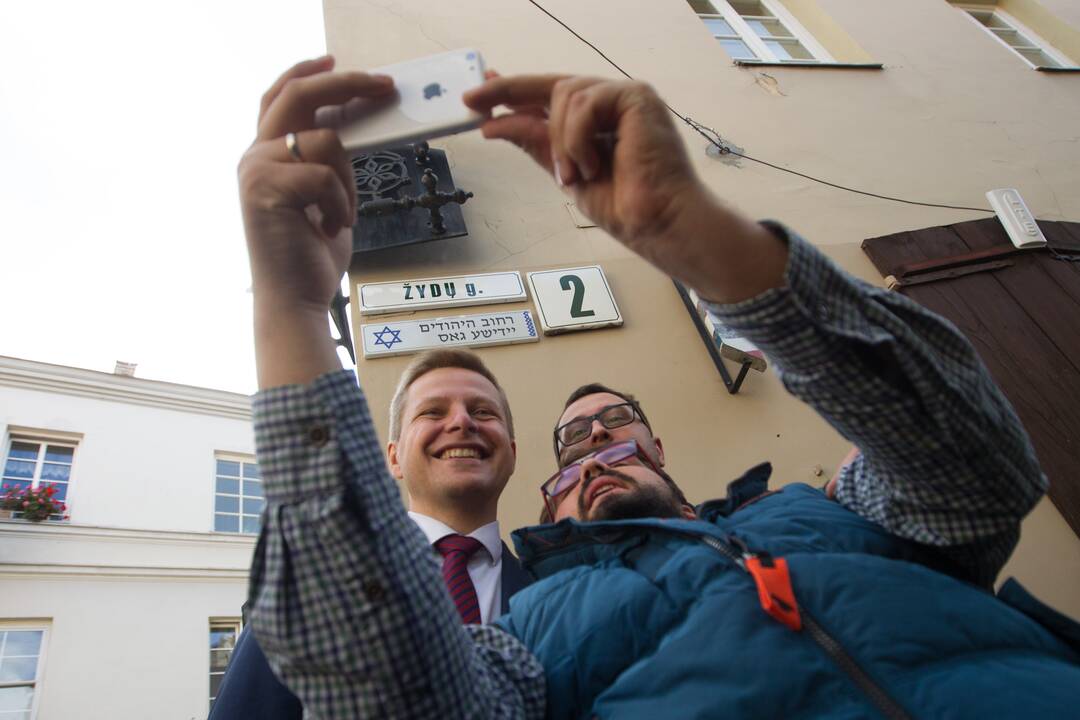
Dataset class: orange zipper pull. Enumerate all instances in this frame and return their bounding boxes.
[745,554,802,631]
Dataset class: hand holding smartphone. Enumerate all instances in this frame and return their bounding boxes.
[319,49,487,154]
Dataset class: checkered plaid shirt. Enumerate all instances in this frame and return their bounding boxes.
[247,223,1044,718]
[708,221,1045,588]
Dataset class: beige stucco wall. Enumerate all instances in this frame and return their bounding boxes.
[329,0,1080,617]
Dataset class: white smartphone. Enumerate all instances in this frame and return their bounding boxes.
[323,49,487,154]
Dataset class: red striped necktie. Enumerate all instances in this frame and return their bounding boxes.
[434,534,484,624]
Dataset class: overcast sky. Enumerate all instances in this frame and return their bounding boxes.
[1,2,331,394]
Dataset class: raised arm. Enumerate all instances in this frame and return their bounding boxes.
[703,224,1045,587]
[239,55,369,390]
[238,57,542,718]
[465,74,1045,586]
[463,75,790,307]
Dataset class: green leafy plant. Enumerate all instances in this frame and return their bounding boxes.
[1,483,68,522]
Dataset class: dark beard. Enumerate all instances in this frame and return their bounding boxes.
[582,471,684,522]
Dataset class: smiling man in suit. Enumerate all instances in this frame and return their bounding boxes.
[210,349,530,719]
[388,349,532,625]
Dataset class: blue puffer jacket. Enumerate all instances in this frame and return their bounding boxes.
[498,465,1080,719]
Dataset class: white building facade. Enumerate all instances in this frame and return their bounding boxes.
[0,356,257,720]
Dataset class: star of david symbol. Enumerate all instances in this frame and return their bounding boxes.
[351,151,409,198]
[372,325,403,350]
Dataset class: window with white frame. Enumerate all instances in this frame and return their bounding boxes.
[689,0,834,63]
[213,456,263,534]
[209,620,241,710]
[953,4,1076,69]
[0,625,48,720]
[2,436,75,521]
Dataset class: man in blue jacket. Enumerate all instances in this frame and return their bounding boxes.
[210,349,531,719]
[236,57,1080,718]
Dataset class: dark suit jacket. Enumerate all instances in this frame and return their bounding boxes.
[209,543,532,720]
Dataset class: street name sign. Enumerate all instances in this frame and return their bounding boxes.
[357,271,526,315]
[361,309,540,358]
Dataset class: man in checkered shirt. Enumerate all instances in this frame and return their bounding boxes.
[236,58,1079,719]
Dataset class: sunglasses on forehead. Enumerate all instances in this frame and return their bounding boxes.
[539,439,660,519]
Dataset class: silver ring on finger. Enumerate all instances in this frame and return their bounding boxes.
[285,132,304,162]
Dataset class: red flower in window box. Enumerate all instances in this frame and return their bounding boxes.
[1,484,67,522]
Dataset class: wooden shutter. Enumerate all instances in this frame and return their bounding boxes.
[861,218,1080,539]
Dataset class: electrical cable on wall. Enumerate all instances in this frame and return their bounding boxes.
[523,0,994,215]
[683,118,994,213]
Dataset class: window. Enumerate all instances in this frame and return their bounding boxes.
[2,437,75,521]
[209,620,241,710]
[690,0,834,63]
[953,3,1077,69]
[0,625,48,720]
[213,456,263,534]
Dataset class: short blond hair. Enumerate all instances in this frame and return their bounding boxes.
[388,349,514,441]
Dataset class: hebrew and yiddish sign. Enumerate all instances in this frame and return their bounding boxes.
[360,310,539,358]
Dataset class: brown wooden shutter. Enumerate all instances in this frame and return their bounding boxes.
[862,218,1080,539]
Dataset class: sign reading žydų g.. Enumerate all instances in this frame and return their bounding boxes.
[357,271,527,315]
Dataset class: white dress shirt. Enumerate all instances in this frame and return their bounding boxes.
[408,512,504,624]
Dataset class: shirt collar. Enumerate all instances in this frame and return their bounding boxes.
[408,512,503,564]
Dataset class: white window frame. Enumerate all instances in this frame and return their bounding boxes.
[212,453,263,535]
[2,430,79,522]
[0,622,50,720]
[209,618,242,711]
[698,0,835,64]
[954,3,1077,69]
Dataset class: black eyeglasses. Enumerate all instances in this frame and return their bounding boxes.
[552,402,650,456]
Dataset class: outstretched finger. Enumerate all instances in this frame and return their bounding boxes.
[479,113,553,173]
[259,71,395,140]
[259,56,335,126]
[501,102,548,120]
[481,68,543,115]
[464,74,567,114]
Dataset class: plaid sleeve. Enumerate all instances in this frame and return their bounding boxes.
[703,222,1047,586]
[246,370,544,719]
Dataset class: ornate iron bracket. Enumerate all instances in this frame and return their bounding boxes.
[350,142,473,253]
[358,167,473,235]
